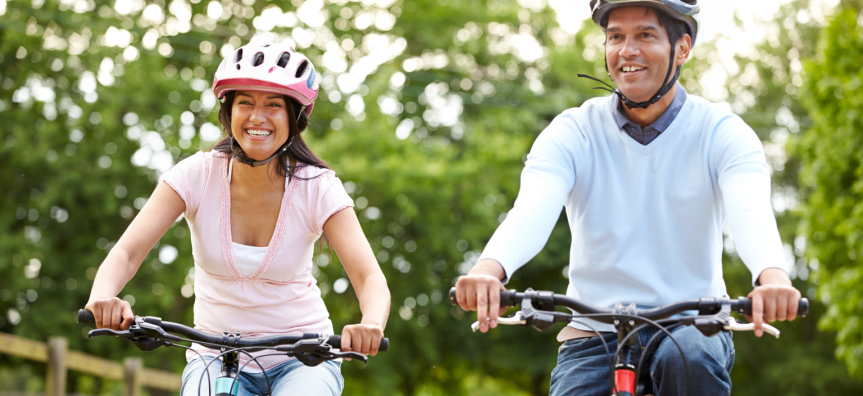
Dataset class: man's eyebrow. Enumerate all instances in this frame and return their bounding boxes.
[606,25,661,33]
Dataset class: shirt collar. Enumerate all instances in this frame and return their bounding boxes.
[612,83,688,132]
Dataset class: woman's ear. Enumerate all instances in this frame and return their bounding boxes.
[676,34,692,67]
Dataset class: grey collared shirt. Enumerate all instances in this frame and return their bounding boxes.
[612,84,688,145]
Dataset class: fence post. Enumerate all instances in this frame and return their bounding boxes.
[123,357,143,396]
[46,337,68,396]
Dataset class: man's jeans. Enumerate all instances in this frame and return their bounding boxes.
[549,325,734,396]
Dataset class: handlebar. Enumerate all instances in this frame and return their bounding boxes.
[448,288,809,323]
[76,309,389,352]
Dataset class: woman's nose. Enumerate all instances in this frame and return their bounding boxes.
[249,105,266,124]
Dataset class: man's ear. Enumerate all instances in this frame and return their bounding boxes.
[676,34,692,67]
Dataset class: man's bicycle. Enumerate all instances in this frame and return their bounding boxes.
[76,309,389,396]
[449,288,807,396]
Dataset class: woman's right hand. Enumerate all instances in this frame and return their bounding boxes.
[84,297,135,330]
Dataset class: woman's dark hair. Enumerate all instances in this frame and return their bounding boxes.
[213,91,331,179]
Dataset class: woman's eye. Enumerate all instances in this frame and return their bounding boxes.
[268,103,283,108]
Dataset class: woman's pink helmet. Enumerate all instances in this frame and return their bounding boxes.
[212,42,319,118]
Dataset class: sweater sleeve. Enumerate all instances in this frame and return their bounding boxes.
[478,113,583,283]
[712,115,788,285]
[161,151,210,219]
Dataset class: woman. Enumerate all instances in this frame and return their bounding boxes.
[84,43,390,396]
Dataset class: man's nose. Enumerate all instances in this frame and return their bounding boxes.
[618,36,640,59]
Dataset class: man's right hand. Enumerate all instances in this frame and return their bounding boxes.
[84,297,135,330]
[454,259,508,333]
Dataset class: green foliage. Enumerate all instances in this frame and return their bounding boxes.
[2,0,863,394]
[796,6,863,378]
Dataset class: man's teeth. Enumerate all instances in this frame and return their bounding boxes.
[622,66,646,72]
[246,129,272,137]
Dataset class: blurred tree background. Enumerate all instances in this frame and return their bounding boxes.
[1,0,862,395]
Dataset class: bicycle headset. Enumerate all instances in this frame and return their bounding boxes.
[589,0,700,110]
[211,43,320,167]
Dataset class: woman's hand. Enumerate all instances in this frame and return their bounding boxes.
[341,324,384,356]
[84,297,135,330]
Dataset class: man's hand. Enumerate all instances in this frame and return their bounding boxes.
[746,267,802,337]
[454,259,508,333]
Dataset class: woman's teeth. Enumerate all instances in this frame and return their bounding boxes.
[246,129,272,137]
[622,66,646,73]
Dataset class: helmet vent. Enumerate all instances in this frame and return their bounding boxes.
[277,52,291,68]
[252,52,265,67]
[295,60,309,78]
[234,48,243,63]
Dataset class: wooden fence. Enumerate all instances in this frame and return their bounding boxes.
[0,332,181,396]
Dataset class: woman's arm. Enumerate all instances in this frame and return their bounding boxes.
[85,182,186,330]
[323,208,390,356]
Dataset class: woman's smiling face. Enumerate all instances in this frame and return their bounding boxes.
[230,90,290,160]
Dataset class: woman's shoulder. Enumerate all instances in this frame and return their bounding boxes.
[295,163,337,182]
[172,150,228,173]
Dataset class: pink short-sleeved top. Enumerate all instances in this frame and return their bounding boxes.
[162,151,353,369]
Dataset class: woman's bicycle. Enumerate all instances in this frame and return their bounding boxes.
[449,288,808,396]
[76,309,389,396]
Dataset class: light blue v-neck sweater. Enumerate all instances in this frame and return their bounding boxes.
[480,93,787,332]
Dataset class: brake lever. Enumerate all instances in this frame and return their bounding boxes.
[725,317,780,338]
[470,311,526,332]
[326,350,369,364]
[88,328,135,338]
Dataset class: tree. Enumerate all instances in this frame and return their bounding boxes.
[796,4,863,379]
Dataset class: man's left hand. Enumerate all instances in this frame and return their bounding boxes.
[746,267,802,337]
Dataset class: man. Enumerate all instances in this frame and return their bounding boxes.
[454,1,802,395]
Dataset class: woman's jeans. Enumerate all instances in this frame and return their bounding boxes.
[550,325,734,396]
[180,357,344,396]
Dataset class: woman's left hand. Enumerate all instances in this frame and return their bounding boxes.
[341,324,384,356]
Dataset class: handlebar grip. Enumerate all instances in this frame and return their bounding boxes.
[449,287,519,307]
[326,335,389,352]
[77,309,96,325]
[798,298,809,317]
[740,298,809,317]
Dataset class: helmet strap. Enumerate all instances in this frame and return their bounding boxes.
[231,135,295,168]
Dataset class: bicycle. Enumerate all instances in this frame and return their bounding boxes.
[449,288,808,396]
[76,309,389,396]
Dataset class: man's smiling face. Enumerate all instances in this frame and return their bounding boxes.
[605,7,677,103]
